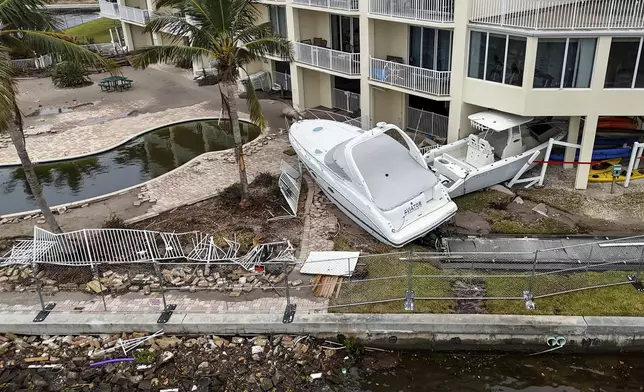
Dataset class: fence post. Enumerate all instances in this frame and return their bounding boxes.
[637,247,644,280]
[282,260,296,323]
[404,251,415,312]
[95,263,108,312]
[347,256,352,306]
[32,262,55,322]
[528,250,539,296]
[154,260,176,324]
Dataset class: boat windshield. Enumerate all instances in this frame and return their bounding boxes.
[324,141,351,180]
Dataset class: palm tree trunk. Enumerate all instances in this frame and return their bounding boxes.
[9,103,63,233]
[224,80,249,201]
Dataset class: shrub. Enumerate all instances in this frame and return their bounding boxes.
[51,61,92,88]
[103,214,128,229]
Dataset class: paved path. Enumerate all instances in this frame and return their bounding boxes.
[0,291,328,315]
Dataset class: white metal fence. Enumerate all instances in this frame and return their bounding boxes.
[470,0,644,30]
[369,0,454,22]
[332,88,360,113]
[274,72,291,91]
[407,107,449,141]
[370,57,451,97]
[293,0,359,11]
[82,42,124,55]
[119,4,150,25]
[294,42,361,76]
[11,54,54,70]
[98,0,119,18]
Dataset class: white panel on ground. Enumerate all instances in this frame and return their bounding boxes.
[300,251,360,276]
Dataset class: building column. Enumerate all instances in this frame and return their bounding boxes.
[359,10,373,129]
[564,116,581,169]
[286,5,304,111]
[120,21,134,51]
[446,0,471,142]
[575,115,598,190]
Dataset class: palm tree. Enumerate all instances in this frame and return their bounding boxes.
[0,0,116,233]
[132,0,291,202]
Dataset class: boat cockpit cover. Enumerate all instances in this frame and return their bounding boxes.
[351,134,438,211]
[468,111,534,132]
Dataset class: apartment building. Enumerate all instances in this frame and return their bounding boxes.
[101,0,644,190]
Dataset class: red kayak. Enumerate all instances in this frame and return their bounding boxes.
[598,116,637,130]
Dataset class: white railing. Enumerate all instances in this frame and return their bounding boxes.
[407,107,449,141]
[332,88,360,113]
[119,4,150,25]
[82,42,124,55]
[293,0,359,11]
[11,58,36,69]
[11,54,54,70]
[98,0,119,18]
[274,72,291,91]
[471,0,644,30]
[294,42,360,76]
[369,0,454,23]
[370,57,451,96]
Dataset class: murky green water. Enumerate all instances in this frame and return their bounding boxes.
[362,352,643,391]
[0,119,260,215]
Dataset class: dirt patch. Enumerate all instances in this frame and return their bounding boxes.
[451,278,486,314]
[134,174,305,251]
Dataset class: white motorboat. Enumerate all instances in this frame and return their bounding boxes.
[289,119,457,248]
[423,110,567,197]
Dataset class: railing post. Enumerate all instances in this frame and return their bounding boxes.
[637,247,644,280]
[528,249,539,296]
[32,261,55,322]
[154,260,176,323]
[282,260,296,323]
[95,263,108,312]
[404,251,415,311]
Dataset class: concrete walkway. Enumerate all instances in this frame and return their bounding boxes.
[1,311,642,351]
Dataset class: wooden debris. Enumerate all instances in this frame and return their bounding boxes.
[24,356,49,363]
[311,275,343,299]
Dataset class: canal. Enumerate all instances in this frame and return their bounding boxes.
[360,352,642,391]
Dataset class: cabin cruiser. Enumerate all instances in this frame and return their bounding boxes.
[423,110,567,197]
[289,120,457,248]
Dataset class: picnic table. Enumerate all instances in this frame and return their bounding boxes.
[98,76,133,92]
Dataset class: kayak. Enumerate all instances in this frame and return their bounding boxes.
[549,147,632,161]
[598,116,637,130]
[589,168,644,183]
[589,158,621,176]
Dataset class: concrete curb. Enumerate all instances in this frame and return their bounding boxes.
[1,312,643,351]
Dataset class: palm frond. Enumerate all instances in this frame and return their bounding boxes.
[143,14,197,38]
[0,0,58,31]
[0,46,17,133]
[243,35,292,61]
[240,67,266,130]
[1,30,118,71]
[131,44,210,69]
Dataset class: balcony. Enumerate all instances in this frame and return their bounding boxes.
[119,4,151,25]
[294,42,360,76]
[470,0,644,30]
[274,72,292,91]
[99,0,119,19]
[369,57,450,97]
[332,88,360,112]
[293,0,358,11]
[369,0,454,23]
[407,107,449,141]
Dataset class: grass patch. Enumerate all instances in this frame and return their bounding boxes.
[329,255,456,314]
[454,190,513,212]
[487,210,579,235]
[515,188,586,215]
[64,18,118,44]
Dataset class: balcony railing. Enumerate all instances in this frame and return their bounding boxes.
[369,57,450,96]
[407,107,449,141]
[99,0,119,18]
[293,0,359,11]
[332,88,360,113]
[119,4,150,25]
[470,0,644,30]
[294,42,360,76]
[274,72,292,91]
[369,0,454,23]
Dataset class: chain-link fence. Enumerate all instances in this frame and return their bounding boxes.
[2,233,644,322]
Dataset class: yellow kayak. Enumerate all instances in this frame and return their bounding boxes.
[589,158,621,176]
[589,168,644,183]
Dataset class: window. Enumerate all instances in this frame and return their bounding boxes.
[409,26,452,71]
[605,37,644,88]
[331,15,359,53]
[468,31,526,86]
[534,38,596,89]
[269,6,287,38]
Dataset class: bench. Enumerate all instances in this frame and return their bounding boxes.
[98,81,111,92]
